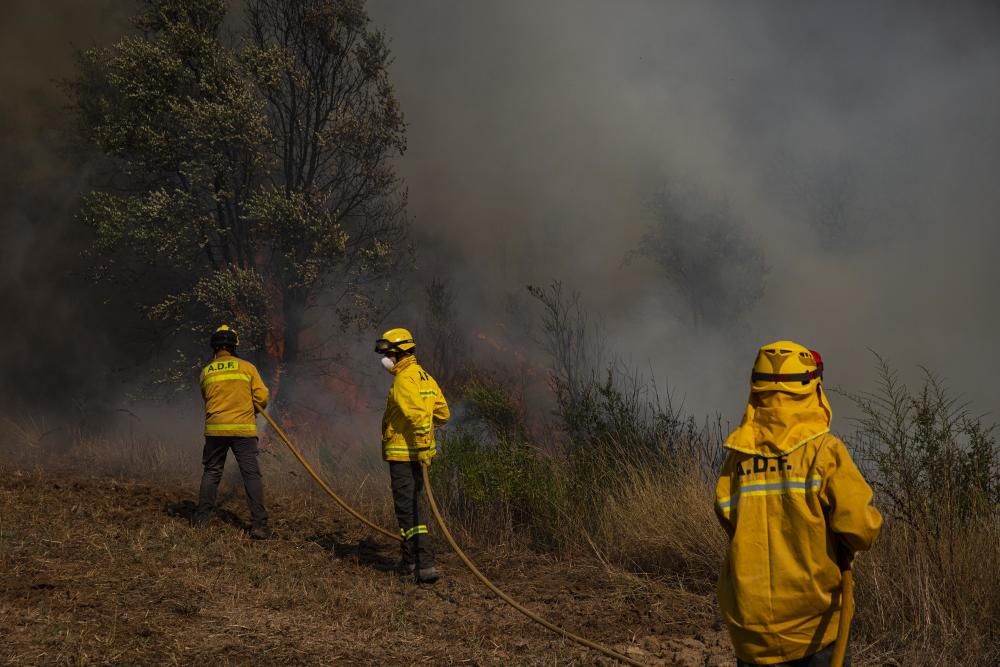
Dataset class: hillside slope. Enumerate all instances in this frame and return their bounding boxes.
[1,472,731,666]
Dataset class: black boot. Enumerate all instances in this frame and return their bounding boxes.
[249,523,273,540]
[416,566,439,583]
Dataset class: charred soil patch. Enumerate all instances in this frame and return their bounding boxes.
[0,470,729,666]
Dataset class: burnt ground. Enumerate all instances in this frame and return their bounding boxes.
[0,471,731,666]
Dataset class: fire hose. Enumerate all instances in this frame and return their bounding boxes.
[259,410,401,543]
[831,566,854,667]
[419,461,645,667]
[260,411,644,666]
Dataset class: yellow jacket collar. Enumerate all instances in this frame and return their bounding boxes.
[390,355,417,376]
[725,385,832,457]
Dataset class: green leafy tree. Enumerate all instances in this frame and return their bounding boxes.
[72,0,409,393]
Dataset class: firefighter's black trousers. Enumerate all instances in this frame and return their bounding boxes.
[197,436,268,528]
[389,461,435,569]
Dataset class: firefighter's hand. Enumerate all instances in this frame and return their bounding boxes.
[417,447,434,464]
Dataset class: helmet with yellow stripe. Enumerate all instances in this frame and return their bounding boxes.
[750,340,824,394]
[375,327,416,355]
[210,324,240,351]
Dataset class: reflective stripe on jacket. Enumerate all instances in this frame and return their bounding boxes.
[200,351,269,438]
[715,432,882,664]
[381,356,449,462]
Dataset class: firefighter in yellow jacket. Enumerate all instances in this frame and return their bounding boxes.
[376,327,450,583]
[716,341,882,666]
[193,325,271,539]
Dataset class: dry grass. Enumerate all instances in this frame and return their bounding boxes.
[5,404,998,666]
[587,458,1000,665]
[0,424,732,666]
[852,509,1000,665]
[595,461,726,592]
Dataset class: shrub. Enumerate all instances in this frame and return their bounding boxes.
[430,378,565,549]
[527,282,724,478]
[847,354,997,538]
[844,354,999,663]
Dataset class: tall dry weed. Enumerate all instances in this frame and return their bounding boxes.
[854,508,999,664]
[595,460,725,588]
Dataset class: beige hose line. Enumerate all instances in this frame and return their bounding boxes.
[832,568,854,667]
[259,410,643,664]
[259,410,402,543]
[419,462,646,667]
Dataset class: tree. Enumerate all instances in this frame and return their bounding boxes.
[422,278,466,391]
[71,0,409,396]
[630,191,768,329]
[809,164,866,254]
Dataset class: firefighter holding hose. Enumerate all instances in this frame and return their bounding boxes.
[376,328,450,583]
[192,324,272,539]
[715,341,882,666]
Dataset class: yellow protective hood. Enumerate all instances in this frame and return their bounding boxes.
[725,385,832,457]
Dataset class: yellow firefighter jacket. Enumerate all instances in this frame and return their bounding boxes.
[382,355,449,462]
[200,351,269,438]
[715,387,882,664]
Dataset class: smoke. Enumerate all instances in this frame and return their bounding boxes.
[368,0,1000,422]
[0,1,138,411]
[2,1,1000,434]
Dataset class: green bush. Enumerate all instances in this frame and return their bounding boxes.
[847,354,998,539]
[430,379,565,549]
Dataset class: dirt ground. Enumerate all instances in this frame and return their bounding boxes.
[0,470,732,666]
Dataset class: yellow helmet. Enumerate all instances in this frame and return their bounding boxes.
[750,340,824,394]
[375,327,416,354]
[210,324,240,349]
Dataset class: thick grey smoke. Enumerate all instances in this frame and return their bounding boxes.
[0,1,137,411]
[369,1,1000,421]
[3,1,1000,433]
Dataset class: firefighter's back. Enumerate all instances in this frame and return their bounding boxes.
[200,352,267,438]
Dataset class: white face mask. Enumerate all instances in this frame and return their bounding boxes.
[381,356,396,372]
